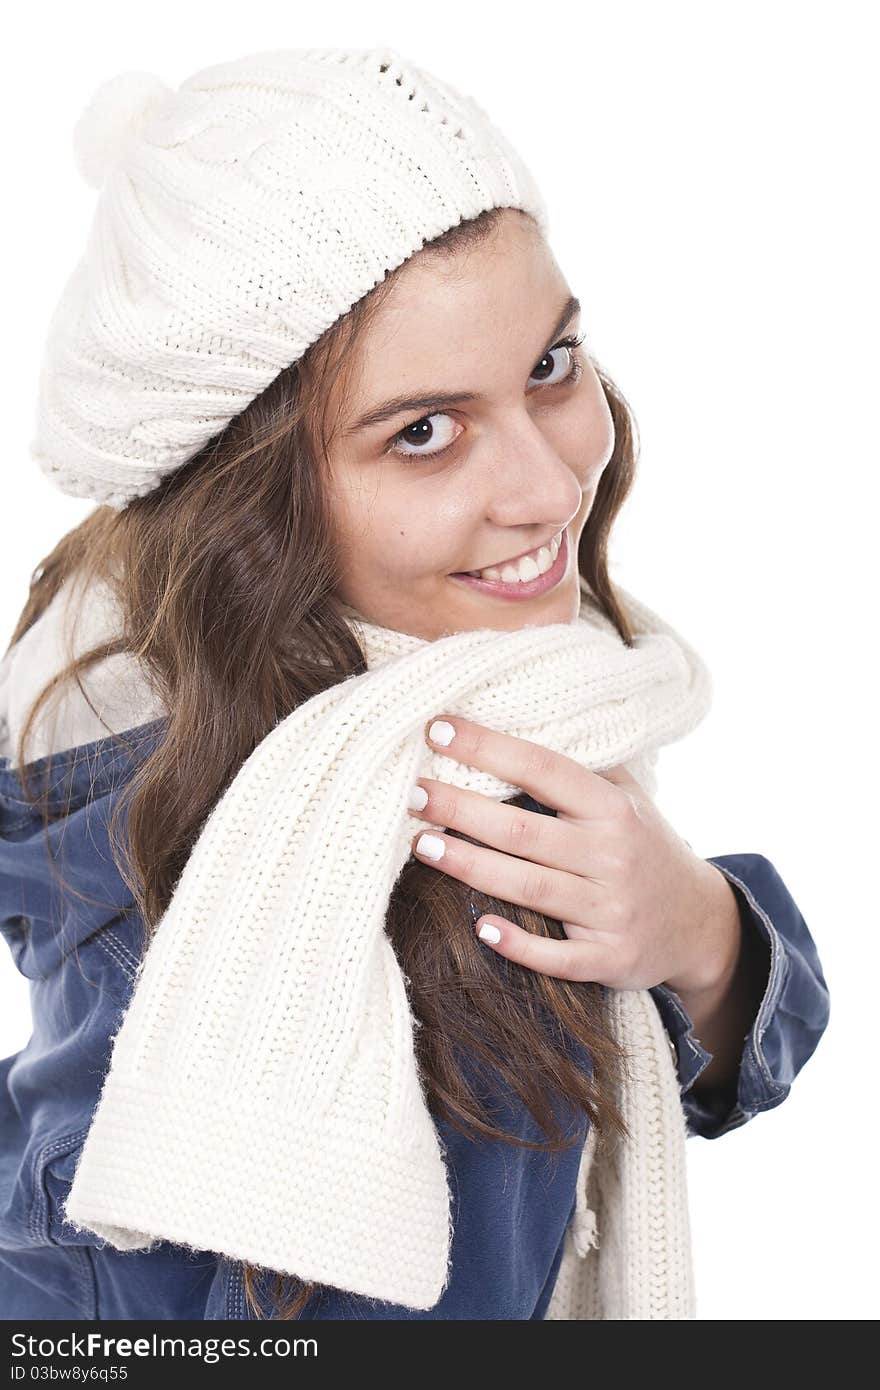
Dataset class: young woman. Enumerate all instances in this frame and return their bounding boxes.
[0,46,829,1321]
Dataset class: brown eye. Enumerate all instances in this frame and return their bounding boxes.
[389,412,461,461]
[530,334,585,386]
[387,331,585,465]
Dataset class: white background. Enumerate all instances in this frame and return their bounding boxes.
[2,1,876,1320]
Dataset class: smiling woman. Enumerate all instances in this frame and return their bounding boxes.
[1,43,829,1325]
[322,215,611,638]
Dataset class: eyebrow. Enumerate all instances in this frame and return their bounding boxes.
[345,293,581,435]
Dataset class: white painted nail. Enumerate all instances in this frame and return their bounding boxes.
[407,784,429,811]
[415,832,446,861]
[478,923,502,944]
[429,720,456,746]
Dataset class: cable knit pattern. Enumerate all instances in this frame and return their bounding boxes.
[29,45,549,510]
[60,576,710,1317]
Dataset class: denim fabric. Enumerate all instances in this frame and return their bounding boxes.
[650,854,831,1137]
[0,722,830,1320]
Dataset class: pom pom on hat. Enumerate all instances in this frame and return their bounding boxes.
[73,70,173,189]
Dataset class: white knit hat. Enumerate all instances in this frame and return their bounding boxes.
[29,46,550,510]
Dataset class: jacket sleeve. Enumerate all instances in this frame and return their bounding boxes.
[649,852,830,1140]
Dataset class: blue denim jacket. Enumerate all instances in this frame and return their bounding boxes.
[0,719,830,1320]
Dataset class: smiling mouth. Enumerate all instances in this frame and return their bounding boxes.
[452,527,565,583]
[449,529,569,600]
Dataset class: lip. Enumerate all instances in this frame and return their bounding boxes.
[449,529,569,601]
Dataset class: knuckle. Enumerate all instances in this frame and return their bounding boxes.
[557,945,584,982]
[523,741,556,783]
[520,933,549,974]
[507,811,538,855]
[468,727,491,762]
[608,896,630,929]
[601,846,629,879]
[456,846,477,881]
[520,864,552,907]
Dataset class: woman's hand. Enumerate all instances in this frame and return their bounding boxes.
[408,714,742,996]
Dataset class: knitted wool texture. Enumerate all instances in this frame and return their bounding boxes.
[62,577,711,1319]
[29,44,549,510]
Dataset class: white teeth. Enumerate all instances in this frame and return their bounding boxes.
[473,532,561,583]
[534,545,554,574]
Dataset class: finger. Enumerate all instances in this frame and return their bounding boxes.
[473,916,613,983]
[408,777,598,877]
[411,826,587,925]
[424,715,624,821]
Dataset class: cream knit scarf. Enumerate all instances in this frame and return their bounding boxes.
[63,575,712,1319]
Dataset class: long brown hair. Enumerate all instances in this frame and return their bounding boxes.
[6,206,642,1320]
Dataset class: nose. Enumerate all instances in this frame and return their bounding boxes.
[481,416,583,531]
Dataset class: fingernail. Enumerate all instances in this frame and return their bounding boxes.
[478,922,502,944]
[415,832,446,861]
[428,720,455,746]
[407,783,429,811]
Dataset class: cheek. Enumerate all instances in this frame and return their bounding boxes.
[349,503,463,582]
[331,461,469,583]
[564,376,615,486]
[387,522,462,578]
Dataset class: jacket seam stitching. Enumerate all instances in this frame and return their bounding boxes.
[93,928,138,981]
[104,923,142,974]
[29,1126,93,1245]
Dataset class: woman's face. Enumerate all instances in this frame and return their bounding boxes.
[325,209,615,639]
